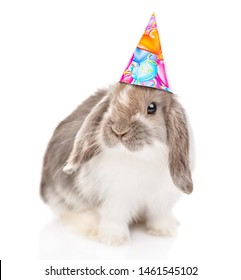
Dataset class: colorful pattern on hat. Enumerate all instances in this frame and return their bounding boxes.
[120,13,170,92]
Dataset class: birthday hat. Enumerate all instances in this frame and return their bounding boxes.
[120,13,170,92]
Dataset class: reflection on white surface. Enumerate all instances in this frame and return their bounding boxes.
[39,219,176,260]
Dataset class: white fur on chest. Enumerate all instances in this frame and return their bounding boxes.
[97,142,170,192]
[75,141,180,217]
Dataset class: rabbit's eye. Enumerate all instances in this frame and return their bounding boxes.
[147,103,157,114]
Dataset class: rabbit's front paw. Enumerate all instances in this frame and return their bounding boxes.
[98,222,130,246]
[146,215,178,237]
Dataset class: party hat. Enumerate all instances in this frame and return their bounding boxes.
[120,13,170,92]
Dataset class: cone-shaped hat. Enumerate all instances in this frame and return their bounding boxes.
[120,13,170,92]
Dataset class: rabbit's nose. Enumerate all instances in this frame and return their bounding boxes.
[111,124,130,138]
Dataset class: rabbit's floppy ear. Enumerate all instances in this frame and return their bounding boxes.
[63,96,109,174]
[164,96,193,194]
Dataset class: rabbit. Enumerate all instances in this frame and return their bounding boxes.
[40,82,193,245]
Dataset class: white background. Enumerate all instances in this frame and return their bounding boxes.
[1,0,241,279]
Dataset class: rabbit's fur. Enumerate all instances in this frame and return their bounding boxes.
[40,83,193,245]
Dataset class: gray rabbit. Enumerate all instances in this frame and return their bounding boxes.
[40,83,193,245]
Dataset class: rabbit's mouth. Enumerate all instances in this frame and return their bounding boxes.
[120,133,153,152]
